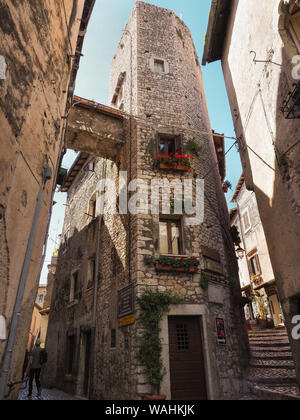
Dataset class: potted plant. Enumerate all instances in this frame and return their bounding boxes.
[222,180,232,193]
[137,289,183,400]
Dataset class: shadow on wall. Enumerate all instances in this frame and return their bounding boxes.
[42,211,134,398]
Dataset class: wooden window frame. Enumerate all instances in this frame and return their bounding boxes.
[155,133,183,157]
[159,217,184,256]
[247,249,262,277]
[241,208,251,233]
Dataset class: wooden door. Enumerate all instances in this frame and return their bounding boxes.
[168,316,207,400]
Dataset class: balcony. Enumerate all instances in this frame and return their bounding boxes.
[281,80,300,119]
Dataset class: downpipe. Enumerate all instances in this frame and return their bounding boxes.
[0,165,52,400]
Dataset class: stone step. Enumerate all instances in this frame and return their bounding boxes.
[249,341,291,348]
[249,384,300,401]
[248,334,288,339]
[250,346,292,353]
[247,367,297,385]
[250,361,295,369]
[251,353,293,361]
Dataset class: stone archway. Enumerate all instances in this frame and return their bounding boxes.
[279,0,300,56]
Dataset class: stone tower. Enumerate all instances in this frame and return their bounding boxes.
[45,1,249,400]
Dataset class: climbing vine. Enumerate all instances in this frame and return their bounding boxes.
[136,289,183,394]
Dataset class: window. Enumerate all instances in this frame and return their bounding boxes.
[87,259,95,289]
[38,294,44,304]
[242,209,251,232]
[156,134,183,156]
[154,59,165,73]
[88,194,97,221]
[159,218,183,255]
[150,57,169,74]
[247,251,262,277]
[70,271,79,302]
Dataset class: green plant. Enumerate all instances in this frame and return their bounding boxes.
[143,255,154,266]
[183,137,203,157]
[156,255,199,268]
[199,272,210,290]
[146,139,155,156]
[136,289,183,394]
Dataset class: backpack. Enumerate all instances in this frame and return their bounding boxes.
[40,349,48,365]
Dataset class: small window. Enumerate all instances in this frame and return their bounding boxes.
[242,209,251,232]
[38,294,44,303]
[159,218,183,255]
[70,271,79,302]
[154,59,165,73]
[88,195,97,221]
[87,259,95,289]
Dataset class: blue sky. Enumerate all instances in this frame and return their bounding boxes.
[39,0,242,283]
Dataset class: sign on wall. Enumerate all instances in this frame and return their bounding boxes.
[216,318,226,345]
[118,284,134,320]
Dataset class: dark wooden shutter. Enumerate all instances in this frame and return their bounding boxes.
[175,134,183,154]
[154,132,160,157]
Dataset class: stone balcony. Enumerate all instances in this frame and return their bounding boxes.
[65,96,126,159]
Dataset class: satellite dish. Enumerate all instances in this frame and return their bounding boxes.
[0,315,6,340]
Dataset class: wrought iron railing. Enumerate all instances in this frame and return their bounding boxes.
[281,80,300,119]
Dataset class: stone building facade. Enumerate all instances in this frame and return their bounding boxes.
[0,0,95,399]
[230,175,284,328]
[45,2,249,400]
[203,0,300,385]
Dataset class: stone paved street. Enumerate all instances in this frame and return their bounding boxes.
[18,385,82,401]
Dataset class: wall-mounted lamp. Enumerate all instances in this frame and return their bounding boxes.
[236,246,245,260]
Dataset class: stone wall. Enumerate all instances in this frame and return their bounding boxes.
[220,0,300,384]
[0,0,90,399]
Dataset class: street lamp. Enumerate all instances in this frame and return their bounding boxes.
[236,246,245,259]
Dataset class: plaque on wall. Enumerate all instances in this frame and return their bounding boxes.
[118,284,134,318]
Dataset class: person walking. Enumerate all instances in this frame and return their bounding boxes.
[26,339,47,399]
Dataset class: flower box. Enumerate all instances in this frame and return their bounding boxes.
[158,162,189,172]
[155,263,197,273]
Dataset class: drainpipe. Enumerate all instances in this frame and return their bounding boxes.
[89,162,107,399]
[0,165,52,400]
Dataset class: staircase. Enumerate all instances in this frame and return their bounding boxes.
[247,328,300,400]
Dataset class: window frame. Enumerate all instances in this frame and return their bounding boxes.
[247,249,262,278]
[155,133,183,157]
[241,208,251,233]
[159,217,184,256]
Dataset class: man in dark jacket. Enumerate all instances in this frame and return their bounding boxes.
[26,339,47,399]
